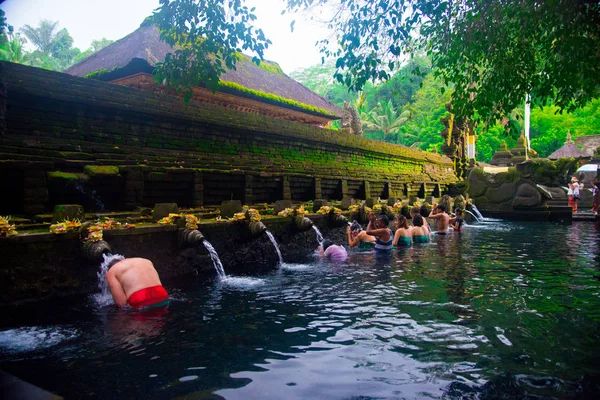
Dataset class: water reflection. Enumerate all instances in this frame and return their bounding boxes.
[1,221,600,398]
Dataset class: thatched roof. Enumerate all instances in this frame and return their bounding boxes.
[547,144,591,159]
[547,131,592,159]
[65,25,344,118]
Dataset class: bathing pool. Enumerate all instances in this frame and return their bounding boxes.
[1,219,599,399]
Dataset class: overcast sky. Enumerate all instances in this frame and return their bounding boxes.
[0,0,330,73]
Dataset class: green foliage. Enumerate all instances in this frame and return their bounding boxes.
[361,99,410,140]
[150,0,271,100]
[83,165,120,176]
[218,80,333,115]
[530,99,600,157]
[285,0,600,124]
[85,69,108,79]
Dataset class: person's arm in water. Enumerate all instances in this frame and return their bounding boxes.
[106,268,128,307]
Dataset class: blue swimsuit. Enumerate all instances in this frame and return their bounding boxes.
[375,229,394,251]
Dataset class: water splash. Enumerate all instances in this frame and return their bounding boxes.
[0,326,79,354]
[93,253,124,307]
[202,240,226,279]
[464,210,482,223]
[312,225,324,244]
[265,230,283,265]
[471,204,484,220]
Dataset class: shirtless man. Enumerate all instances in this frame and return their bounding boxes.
[428,204,450,234]
[105,256,170,309]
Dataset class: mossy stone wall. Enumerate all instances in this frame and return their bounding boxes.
[0,62,456,213]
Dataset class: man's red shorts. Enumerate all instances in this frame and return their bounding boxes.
[127,285,169,309]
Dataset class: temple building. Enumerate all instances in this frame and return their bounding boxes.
[66,25,345,126]
[547,131,592,160]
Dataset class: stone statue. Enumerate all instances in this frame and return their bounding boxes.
[344,101,363,136]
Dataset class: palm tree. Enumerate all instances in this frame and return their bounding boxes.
[20,20,59,55]
[0,33,26,63]
[361,100,411,140]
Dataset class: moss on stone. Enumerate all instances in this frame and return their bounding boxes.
[218,80,334,116]
[47,171,84,181]
[83,165,120,177]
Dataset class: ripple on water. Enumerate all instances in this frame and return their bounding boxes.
[0,326,78,354]
[221,276,266,289]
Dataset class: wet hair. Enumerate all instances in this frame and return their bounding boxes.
[420,205,429,216]
[436,204,446,212]
[454,208,463,216]
[410,206,420,216]
[396,215,409,229]
[413,214,424,227]
[104,253,125,269]
[377,214,389,227]
[322,240,334,251]
[350,220,362,232]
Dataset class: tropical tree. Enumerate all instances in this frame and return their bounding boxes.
[0,32,26,63]
[155,0,600,124]
[361,100,411,141]
[90,38,113,53]
[149,0,272,101]
[20,20,61,54]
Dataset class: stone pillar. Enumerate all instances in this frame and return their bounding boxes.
[123,167,144,210]
[341,179,349,198]
[23,169,49,215]
[314,177,322,199]
[244,174,253,205]
[282,175,291,201]
[364,180,371,199]
[193,171,204,207]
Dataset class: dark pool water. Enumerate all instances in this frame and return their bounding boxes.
[2,220,600,399]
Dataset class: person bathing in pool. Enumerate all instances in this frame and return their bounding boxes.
[105,255,170,310]
[449,208,465,232]
[347,220,376,250]
[428,204,450,234]
[392,215,412,247]
[411,214,430,243]
[320,239,348,262]
[366,213,394,252]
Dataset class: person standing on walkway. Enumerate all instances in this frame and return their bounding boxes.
[567,176,582,213]
[592,180,599,214]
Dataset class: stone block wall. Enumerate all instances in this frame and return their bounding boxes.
[0,62,456,214]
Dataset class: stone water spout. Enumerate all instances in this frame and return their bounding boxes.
[294,216,314,231]
[248,220,268,236]
[82,240,112,262]
[330,214,349,227]
[178,228,205,247]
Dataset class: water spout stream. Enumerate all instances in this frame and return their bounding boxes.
[202,240,226,279]
[94,253,124,306]
[471,204,484,220]
[265,230,283,265]
[312,225,324,244]
[464,210,481,223]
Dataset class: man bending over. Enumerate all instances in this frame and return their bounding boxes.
[105,256,170,310]
[429,204,450,234]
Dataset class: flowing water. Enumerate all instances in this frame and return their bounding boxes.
[92,253,125,307]
[311,225,324,244]
[1,220,600,399]
[471,204,484,220]
[265,230,283,265]
[203,240,226,279]
[464,209,482,223]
